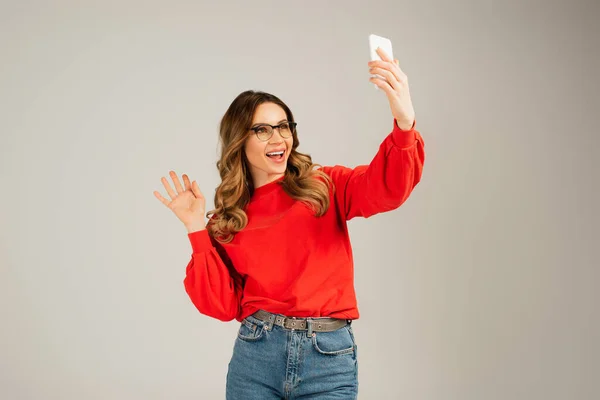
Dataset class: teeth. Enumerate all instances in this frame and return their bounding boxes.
[267,151,284,156]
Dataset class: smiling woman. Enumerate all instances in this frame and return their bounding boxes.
[154,84,425,399]
[206,91,334,244]
[244,106,296,186]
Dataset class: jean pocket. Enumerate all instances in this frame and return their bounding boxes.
[237,316,267,342]
[311,324,356,356]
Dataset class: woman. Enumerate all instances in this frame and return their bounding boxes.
[154,48,425,399]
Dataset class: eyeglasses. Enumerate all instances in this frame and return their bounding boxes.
[250,121,297,141]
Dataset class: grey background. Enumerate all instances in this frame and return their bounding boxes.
[1,0,598,399]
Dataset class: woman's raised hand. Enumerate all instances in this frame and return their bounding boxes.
[154,171,206,233]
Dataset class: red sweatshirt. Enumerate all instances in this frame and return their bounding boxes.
[184,118,425,322]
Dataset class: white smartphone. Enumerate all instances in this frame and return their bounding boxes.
[369,34,394,89]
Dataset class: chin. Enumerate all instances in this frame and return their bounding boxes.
[268,165,286,174]
[263,159,288,172]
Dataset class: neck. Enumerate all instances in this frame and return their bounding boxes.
[253,173,285,189]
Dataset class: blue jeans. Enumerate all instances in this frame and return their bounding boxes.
[226,312,359,399]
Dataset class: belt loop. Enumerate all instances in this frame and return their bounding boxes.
[306,318,313,338]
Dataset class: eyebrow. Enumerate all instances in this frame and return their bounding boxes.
[251,119,288,128]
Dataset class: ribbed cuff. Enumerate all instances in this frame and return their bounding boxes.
[188,229,213,253]
[391,118,416,148]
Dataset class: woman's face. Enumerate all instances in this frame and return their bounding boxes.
[244,102,293,189]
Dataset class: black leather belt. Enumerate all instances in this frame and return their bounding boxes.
[252,309,350,332]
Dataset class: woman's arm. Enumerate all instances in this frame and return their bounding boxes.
[321,118,425,220]
[183,228,243,322]
[321,48,425,220]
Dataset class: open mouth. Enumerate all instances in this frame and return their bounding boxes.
[266,150,285,160]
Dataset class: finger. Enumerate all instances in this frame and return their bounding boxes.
[370,76,395,96]
[376,47,393,62]
[370,60,404,81]
[370,58,406,77]
[170,171,184,194]
[161,176,177,200]
[368,60,391,69]
[153,190,171,208]
[182,174,192,191]
[191,181,204,200]
[370,67,401,92]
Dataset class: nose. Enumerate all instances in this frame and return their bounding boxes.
[269,127,286,143]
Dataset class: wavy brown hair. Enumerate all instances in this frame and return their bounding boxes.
[206,90,334,244]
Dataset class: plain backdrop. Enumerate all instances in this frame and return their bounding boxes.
[1,0,598,399]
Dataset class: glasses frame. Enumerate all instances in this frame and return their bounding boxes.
[249,121,297,141]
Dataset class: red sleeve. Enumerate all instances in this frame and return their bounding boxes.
[321,118,425,220]
[183,226,244,322]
